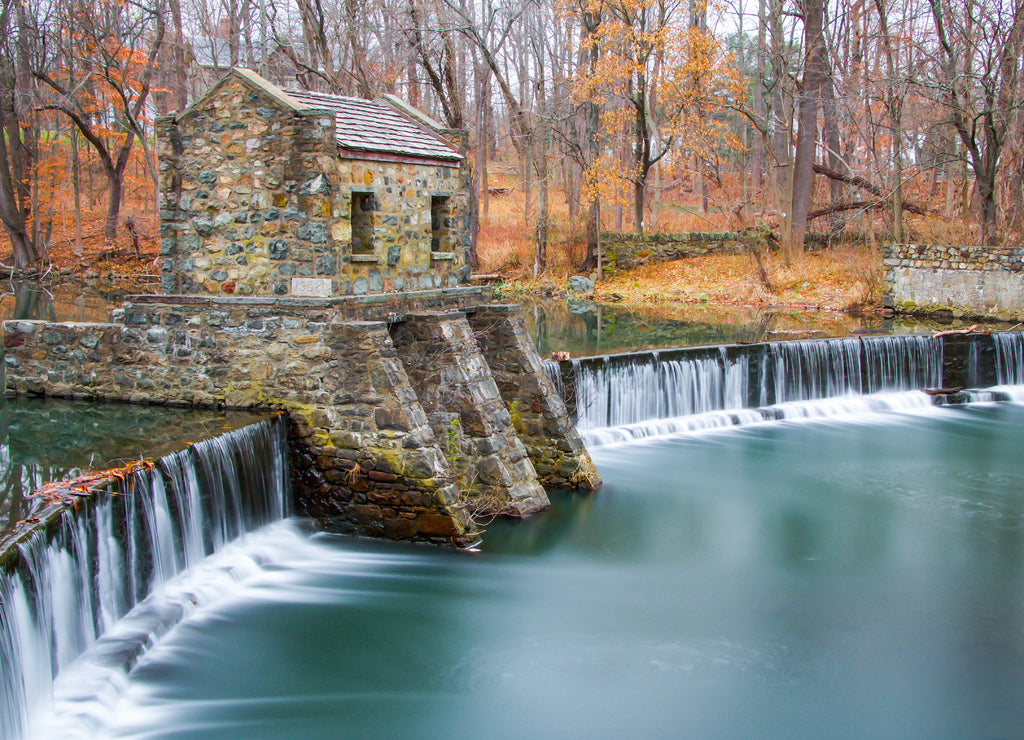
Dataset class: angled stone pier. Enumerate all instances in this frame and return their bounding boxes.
[468,305,601,490]
[391,312,549,518]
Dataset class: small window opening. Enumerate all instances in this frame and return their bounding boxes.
[351,192,375,254]
[431,196,451,252]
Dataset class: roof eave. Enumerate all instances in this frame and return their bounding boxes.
[337,146,463,168]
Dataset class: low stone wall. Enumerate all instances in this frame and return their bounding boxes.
[884,243,1024,319]
[2,294,597,547]
[119,286,488,325]
[601,230,865,273]
[600,232,745,273]
[2,315,476,545]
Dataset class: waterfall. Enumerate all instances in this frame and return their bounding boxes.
[766,337,864,404]
[550,334,955,445]
[0,415,289,739]
[861,335,943,393]
[993,332,1024,385]
[567,347,744,431]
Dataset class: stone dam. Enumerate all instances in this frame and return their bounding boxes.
[0,288,601,552]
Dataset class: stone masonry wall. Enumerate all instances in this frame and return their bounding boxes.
[1,298,599,545]
[119,287,488,327]
[333,158,467,293]
[157,85,339,296]
[601,232,745,273]
[1,314,478,546]
[391,312,549,518]
[157,73,470,299]
[467,305,601,490]
[884,243,1024,319]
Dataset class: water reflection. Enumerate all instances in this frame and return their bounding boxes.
[0,397,269,533]
[0,280,150,324]
[522,298,1015,357]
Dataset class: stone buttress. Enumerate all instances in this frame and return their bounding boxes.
[391,312,549,518]
[467,305,601,490]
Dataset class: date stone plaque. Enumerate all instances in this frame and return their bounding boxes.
[290,278,332,298]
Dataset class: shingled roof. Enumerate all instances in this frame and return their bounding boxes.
[284,89,462,166]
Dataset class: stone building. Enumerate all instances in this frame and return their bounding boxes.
[156,68,472,298]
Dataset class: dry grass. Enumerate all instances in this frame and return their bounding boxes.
[477,167,886,314]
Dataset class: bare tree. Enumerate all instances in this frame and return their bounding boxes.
[928,0,1024,245]
[0,0,49,269]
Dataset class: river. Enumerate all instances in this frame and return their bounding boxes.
[28,400,1024,739]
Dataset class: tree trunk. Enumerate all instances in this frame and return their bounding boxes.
[168,0,188,111]
[768,0,789,217]
[104,170,123,244]
[752,0,767,201]
[786,0,826,260]
[534,148,549,275]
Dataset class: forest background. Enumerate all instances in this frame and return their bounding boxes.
[1,0,1023,310]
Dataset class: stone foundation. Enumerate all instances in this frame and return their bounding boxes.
[391,312,549,517]
[467,305,601,490]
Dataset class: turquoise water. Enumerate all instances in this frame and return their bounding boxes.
[53,401,1024,739]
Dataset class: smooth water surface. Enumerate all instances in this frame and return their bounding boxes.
[522,299,1014,357]
[0,281,151,324]
[0,398,268,532]
[71,402,1024,739]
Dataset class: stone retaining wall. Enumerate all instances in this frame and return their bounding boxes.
[118,286,487,327]
[884,243,1024,319]
[2,314,476,545]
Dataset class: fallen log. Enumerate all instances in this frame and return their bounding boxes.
[807,198,934,221]
[931,325,984,338]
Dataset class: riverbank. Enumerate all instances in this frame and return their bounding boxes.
[498,247,885,315]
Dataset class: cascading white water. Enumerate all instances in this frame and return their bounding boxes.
[0,415,289,740]
[558,334,952,446]
[861,335,943,393]
[570,349,745,431]
[766,337,864,404]
[993,332,1024,385]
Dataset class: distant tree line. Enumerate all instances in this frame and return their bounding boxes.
[1,0,1022,273]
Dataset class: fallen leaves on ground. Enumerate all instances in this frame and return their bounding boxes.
[593,248,883,313]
